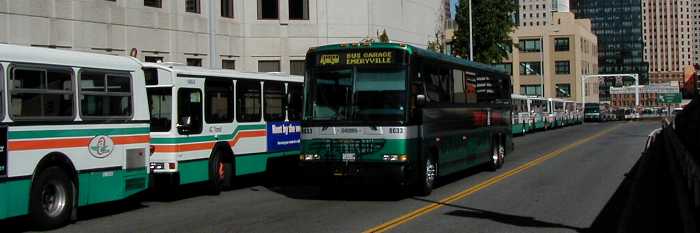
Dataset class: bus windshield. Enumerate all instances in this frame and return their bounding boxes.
[305,67,407,122]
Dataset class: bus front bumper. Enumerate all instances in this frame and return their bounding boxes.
[299,161,411,185]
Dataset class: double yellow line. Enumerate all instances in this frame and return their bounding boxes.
[363,124,624,233]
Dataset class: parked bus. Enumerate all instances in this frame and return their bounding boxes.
[512,94,531,135]
[547,98,566,128]
[0,44,150,228]
[530,97,548,130]
[142,63,303,195]
[584,103,602,122]
[563,100,576,126]
[299,43,513,195]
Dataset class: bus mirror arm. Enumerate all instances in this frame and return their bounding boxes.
[416,94,426,107]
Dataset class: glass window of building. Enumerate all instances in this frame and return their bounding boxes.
[258,60,280,72]
[145,56,164,63]
[519,39,542,52]
[289,0,309,20]
[258,0,279,19]
[519,62,541,75]
[555,38,569,51]
[555,61,570,74]
[222,60,235,70]
[520,85,542,96]
[290,60,305,75]
[186,0,200,13]
[187,58,202,67]
[222,0,234,18]
[144,0,162,8]
[556,84,571,97]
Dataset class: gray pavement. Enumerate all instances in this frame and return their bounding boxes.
[17,121,658,233]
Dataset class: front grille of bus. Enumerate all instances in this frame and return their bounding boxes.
[309,139,385,156]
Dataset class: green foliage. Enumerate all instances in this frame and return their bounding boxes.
[378,29,390,43]
[453,0,518,64]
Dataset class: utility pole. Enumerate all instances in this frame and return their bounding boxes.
[468,0,474,61]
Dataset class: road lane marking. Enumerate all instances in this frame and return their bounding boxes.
[363,124,625,233]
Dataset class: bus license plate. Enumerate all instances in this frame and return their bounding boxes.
[342,153,356,161]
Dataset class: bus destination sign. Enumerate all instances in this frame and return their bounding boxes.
[318,51,397,66]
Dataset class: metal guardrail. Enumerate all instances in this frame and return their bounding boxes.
[660,119,699,233]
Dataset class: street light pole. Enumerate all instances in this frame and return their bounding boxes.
[468,0,474,61]
[540,31,545,97]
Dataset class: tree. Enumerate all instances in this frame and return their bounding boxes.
[452,0,518,64]
[378,29,390,43]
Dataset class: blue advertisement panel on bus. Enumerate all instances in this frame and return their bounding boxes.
[267,122,301,152]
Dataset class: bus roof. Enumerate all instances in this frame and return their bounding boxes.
[0,44,141,71]
[309,42,507,75]
[141,62,303,83]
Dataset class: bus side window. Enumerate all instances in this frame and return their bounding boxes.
[264,81,285,122]
[205,78,234,124]
[287,83,303,121]
[452,69,465,104]
[79,70,132,118]
[465,72,477,104]
[177,88,203,135]
[236,80,261,122]
[11,67,74,119]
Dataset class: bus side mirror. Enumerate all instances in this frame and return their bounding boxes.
[416,94,426,107]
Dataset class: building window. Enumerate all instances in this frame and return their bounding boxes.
[186,0,200,13]
[10,67,74,119]
[290,60,305,75]
[519,62,541,75]
[187,58,202,67]
[144,0,161,8]
[258,0,279,19]
[258,60,281,72]
[145,56,164,63]
[554,38,569,51]
[495,63,513,75]
[556,84,571,97]
[519,39,541,52]
[79,70,133,118]
[289,0,309,20]
[520,85,542,96]
[222,59,236,70]
[555,61,570,74]
[222,0,234,18]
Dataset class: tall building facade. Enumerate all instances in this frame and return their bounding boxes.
[693,0,700,65]
[641,0,693,87]
[502,12,599,103]
[0,0,444,74]
[518,0,569,27]
[570,0,649,102]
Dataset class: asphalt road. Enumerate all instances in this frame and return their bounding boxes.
[9,121,659,233]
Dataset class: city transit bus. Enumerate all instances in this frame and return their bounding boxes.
[547,98,566,128]
[0,44,150,228]
[530,96,548,130]
[584,102,602,122]
[299,43,513,195]
[511,94,531,135]
[142,63,303,195]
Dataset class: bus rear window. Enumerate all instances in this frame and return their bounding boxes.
[147,87,172,132]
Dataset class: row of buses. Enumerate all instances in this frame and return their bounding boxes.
[2,42,523,229]
[0,44,303,229]
[510,94,584,135]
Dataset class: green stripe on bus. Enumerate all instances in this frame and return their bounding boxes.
[151,124,266,144]
[9,127,150,140]
[0,179,31,219]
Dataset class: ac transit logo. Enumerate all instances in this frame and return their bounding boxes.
[88,135,115,158]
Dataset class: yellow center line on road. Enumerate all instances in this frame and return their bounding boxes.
[363,123,626,233]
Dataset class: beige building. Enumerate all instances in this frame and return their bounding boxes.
[518,0,570,27]
[642,0,693,87]
[0,0,444,74]
[502,11,599,103]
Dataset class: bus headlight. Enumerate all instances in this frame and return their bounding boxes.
[301,154,320,161]
[383,155,408,162]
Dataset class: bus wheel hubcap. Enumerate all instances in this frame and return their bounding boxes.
[426,160,436,185]
[41,181,67,217]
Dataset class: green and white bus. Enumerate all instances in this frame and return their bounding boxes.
[511,94,531,135]
[142,63,303,195]
[299,43,513,195]
[0,45,150,228]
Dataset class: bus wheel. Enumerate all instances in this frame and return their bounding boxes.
[208,154,229,195]
[29,167,75,230]
[416,157,437,196]
[489,141,505,171]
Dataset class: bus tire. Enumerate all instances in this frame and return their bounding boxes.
[29,166,75,230]
[488,140,505,171]
[415,156,437,196]
[207,153,229,195]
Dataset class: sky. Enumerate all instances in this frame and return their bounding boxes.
[451,0,457,19]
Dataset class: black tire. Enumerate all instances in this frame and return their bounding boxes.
[29,167,75,230]
[207,153,228,195]
[415,156,437,196]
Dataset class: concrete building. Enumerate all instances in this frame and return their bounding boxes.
[610,82,681,108]
[642,0,693,87]
[570,0,649,102]
[517,0,569,27]
[501,11,599,103]
[694,0,700,65]
[0,0,444,74]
